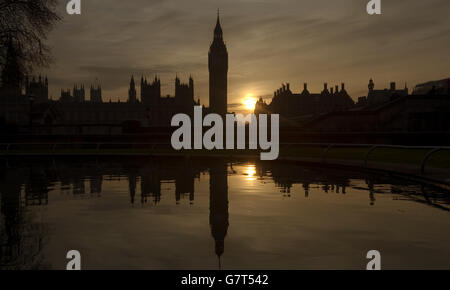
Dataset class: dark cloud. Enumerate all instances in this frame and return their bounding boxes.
[227,103,242,109]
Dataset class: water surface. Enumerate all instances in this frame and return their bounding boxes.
[0,156,449,269]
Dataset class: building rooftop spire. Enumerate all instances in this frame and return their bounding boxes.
[214,9,223,39]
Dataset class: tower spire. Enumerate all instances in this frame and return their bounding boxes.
[214,9,223,40]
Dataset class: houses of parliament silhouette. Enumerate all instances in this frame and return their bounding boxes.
[0,11,449,138]
[0,13,229,133]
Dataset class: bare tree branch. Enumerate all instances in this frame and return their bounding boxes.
[0,0,61,80]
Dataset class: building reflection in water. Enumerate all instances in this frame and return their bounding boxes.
[0,157,449,269]
[90,173,103,196]
[255,161,351,199]
[209,159,229,269]
[135,158,198,205]
[0,169,47,269]
[140,163,161,205]
[175,160,195,205]
[128,171,137,205]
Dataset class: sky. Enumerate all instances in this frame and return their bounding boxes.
[43,0,450,113]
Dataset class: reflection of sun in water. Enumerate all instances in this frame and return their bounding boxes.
[243,94,257,111]
[244,164,257,181]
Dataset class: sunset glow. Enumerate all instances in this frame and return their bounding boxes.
[243,94,257,111]
[244,164,257,181]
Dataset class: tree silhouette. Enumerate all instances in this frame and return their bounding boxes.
[0,0,60,85]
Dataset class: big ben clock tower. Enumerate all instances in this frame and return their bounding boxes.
[208,10,228,116]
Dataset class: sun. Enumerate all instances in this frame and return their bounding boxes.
[243,94,257,110]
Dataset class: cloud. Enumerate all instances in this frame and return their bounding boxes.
[44,0,450,104]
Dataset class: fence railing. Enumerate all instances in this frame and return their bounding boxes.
[281,143,450,174]
[1,142,449,175]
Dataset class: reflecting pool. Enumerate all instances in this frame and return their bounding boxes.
[0,156,449,269]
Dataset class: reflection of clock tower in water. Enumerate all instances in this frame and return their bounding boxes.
[209,10,228,116]
[209,159,229,268]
